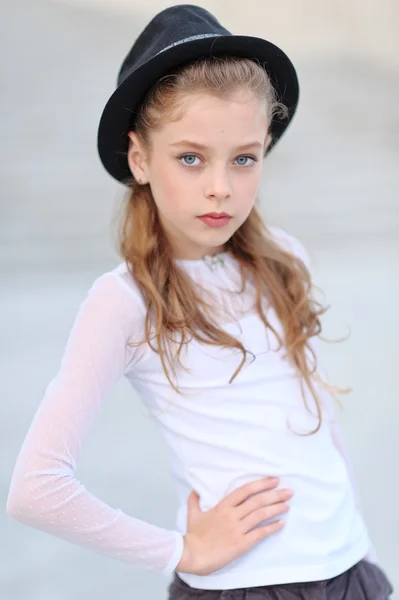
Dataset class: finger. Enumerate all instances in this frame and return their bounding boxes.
[242,518,285,552]
[235,488,293,519]
[221,477,279,510]
[240,502,290,533]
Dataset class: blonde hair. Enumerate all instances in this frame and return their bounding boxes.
[115,56,346,435]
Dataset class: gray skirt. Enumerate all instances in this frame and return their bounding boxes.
[167,559,394,599]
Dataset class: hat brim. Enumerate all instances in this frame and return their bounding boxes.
[97,35,299,184]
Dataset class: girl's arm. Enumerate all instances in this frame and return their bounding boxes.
[6,272,184,575]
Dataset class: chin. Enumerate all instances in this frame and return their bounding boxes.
[203,232,233,247]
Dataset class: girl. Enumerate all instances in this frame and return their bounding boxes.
[7,4,394,599]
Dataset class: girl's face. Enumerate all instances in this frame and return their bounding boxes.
[128,90,271,260]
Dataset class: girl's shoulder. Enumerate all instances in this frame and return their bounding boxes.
[81,260,147,324]
[268,225,311,269]
[107,260,145,304]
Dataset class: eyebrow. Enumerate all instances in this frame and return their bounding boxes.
[169,140,264,151]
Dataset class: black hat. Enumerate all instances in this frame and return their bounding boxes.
[97,4,299,184]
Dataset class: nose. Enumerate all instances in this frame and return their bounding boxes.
[204,167,232,201]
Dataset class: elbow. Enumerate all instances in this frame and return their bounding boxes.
[6,473,46,524]
[7,456,78,524]
[6,486,31,521]
[6,486,51,528]
[7,467,80,525]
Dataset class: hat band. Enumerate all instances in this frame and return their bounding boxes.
[156,33,221,56]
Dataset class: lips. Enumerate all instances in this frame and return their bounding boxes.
[197,213,232,228]
[198,212,231,219]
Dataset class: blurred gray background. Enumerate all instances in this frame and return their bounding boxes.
[1,0,398,598]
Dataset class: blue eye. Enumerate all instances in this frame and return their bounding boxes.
[178,154,257,167]
[179,154,200,166]
[235,156,256,166]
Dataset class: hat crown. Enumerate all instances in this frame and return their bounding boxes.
[118,4,230,85]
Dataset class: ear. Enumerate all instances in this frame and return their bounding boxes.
[265,133,272,150]
[127,131,149,184]
[262,133,273,158]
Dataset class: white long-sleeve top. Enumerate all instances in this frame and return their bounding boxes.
[7,228,373,590]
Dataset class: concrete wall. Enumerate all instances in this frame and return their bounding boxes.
[53,0,399,68]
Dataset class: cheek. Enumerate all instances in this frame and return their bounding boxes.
[150,172,189,220]
[236,172,261,202]
[149,166,174,201]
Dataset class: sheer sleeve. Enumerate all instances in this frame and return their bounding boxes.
[6,271,184,575]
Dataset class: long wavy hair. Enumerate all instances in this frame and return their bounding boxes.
[114,56,347,435]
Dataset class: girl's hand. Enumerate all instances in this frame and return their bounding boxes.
[175,477,293,576]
